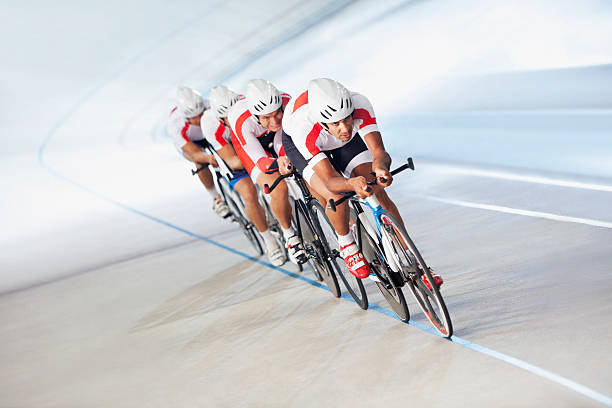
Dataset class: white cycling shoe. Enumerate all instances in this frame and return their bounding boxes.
[212,197,230,218]
[266,241,287,267]
[285,235,307,265]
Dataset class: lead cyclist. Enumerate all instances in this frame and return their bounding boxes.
[281,78,443,286]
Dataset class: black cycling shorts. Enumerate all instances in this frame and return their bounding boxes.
[282,131,371,182]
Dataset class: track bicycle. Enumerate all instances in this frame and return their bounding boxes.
[266,168,367,306]
[328,157,453,337]
[192,147,265,256]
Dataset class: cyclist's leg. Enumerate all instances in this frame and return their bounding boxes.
[282,130,350,236]
[307,172,350,236]
[232,175,268,232]
[195,164,215,190]
[191,162,229,217]
[255,172,293,230]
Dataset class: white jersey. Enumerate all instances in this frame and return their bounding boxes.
[226,93,291,180]
[282,90,379,161]
[201,109,233,150]
[167,103,210,154]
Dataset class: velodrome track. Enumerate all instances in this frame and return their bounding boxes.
[1,1,611,406]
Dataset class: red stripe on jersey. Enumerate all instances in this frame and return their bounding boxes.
[181,121,190,142]
[235,110,252,145]
[306,123,323,156]
[354,108,377,129]
[292,91,308,113]
[214,120,228,147]
[278,145,285,156]
[231,132,256,175]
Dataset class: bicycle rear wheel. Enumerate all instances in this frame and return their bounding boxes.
[311,201,368,309]
[296,201,340,296]
[220,179,264,256]
[352,209,409,321]
[379,213,452,337]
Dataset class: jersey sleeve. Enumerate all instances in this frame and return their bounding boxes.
[300,123,324,160]
[351,92,379,136]
[168,108,187,151]
[233,112,275,174]
[202,111,230,150]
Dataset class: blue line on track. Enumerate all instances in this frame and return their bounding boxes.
[37,1,612,406]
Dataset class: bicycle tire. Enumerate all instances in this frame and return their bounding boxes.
[219,179,265,256]
[311,201,368,309]
[351,209,409,322]
[296,201,340,296]
[379,213,452,337]
[288,196,304,273]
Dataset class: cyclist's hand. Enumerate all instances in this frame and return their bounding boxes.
[349,176,372,198]
[208,155,219,167]
[278,156,292,175]
[374,167,392,187]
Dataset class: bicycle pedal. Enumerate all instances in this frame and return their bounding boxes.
[368,274,381,283]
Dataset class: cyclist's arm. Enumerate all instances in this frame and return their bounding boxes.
[216,144,244,170]
[236,130,276,174]
[182,142,217,165]
[312,155,370,197]
[363,131,392,186]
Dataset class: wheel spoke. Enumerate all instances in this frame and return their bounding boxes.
[380,213,452,337]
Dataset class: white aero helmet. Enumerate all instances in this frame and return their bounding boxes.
[308,78,354,123]
[210,85,240,118]
[176,86,205,118]
[246,79,282,116]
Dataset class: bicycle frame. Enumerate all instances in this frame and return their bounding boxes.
[352,196,402,274]
[288,172,316,242]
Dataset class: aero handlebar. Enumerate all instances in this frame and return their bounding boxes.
[262,157,414,207]
[328,157,414,212]
[263,165,295,194]
[191,164,209,176]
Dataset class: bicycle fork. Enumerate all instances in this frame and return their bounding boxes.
[360,196,402,274]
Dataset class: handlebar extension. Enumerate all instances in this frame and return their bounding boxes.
[328,157,415,212]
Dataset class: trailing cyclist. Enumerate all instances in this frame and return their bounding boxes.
[226,79,306,265]
[281,78,443,286]
[168,87,229,218]
[206,85,286,266]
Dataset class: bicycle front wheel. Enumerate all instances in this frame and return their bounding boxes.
[379,213,452,337]
[220,179,264,256]
[311,201,368,309]
[352,209,409,322]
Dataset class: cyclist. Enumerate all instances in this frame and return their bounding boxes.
[168,86,229,218]
[205,85,286,266]
[226,79,306,264]
[281,78,443,286]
